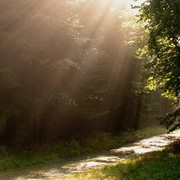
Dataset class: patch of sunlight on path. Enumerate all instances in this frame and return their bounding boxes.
[1,132,179,180]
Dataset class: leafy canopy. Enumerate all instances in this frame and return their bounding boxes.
[137,0,180,131]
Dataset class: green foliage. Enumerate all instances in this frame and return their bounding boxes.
[65,148,180,180]
[0,127,165,171]
[0,0,173,146]
[160,108,180,132]
[169,138,180,154]
[136,0,180,131]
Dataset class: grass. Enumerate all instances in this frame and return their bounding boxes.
[0,126,166,171]
[63,146,180,180]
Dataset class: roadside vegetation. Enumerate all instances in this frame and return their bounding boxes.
[63,138,180,180]
[0,127,166,171]
[0,0,179,178]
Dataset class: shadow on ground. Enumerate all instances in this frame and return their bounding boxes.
[0,133,179,180]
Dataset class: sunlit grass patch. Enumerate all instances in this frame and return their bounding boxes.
[171,129,180,134]
[63,148,180,180]
[0,127,166,171]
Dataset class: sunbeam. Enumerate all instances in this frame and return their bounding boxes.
[0,1,177,176]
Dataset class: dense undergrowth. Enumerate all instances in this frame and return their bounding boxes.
[63,139,180,180]
[0,127,166,171]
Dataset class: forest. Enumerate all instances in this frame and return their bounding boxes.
[0,0,179,179]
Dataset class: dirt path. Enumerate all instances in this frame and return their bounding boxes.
[0,133,179,180]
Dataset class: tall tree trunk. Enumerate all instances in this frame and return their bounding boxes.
[35,63,41,144]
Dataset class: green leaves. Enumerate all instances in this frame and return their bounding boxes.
[137,0,180,131]
[160,108,180,133]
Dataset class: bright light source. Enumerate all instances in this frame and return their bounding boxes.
[97,0,145,14]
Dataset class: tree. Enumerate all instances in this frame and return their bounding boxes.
[137,0,180,131]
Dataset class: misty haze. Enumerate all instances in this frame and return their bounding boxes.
[0,0,179,179]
